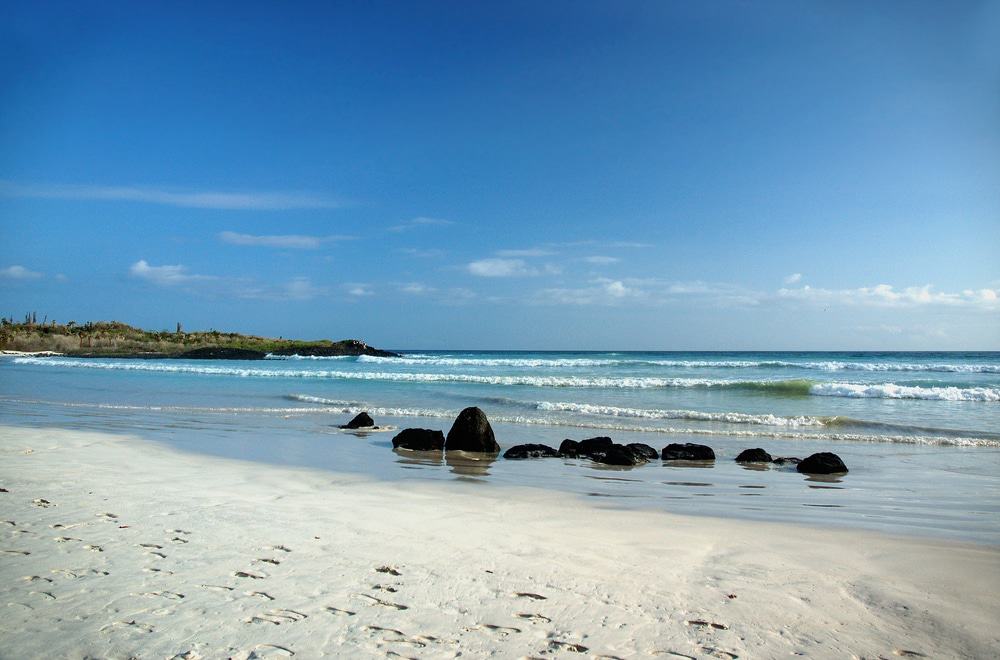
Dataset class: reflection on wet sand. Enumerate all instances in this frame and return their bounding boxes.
[661,460,715,469]
[445,451,496,479]
[392,448,444,469]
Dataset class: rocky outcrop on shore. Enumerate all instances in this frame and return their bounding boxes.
[392,428,445,451]
[387,409,850,476]
[269,339,400,358]
[340,412,376,429]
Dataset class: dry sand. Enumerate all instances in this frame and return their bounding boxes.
[1,424,997,659]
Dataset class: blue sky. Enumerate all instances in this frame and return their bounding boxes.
[1,1,998,349]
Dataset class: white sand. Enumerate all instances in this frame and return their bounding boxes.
[1,425,997,659]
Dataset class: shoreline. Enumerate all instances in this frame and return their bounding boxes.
[1,424,997,658]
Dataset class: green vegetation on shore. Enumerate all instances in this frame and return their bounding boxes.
[0,316,397,358]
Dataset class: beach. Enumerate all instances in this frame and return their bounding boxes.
[2,424,998,659]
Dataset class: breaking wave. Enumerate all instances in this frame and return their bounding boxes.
[11,357,999,401]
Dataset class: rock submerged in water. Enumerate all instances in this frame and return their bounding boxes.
[593,444,648,466]
[558,439,580,457]
[797,452,848,474]
[772,456,801,465]
[735,448,772,463]
[626,443,658,460]
[577,437,613,458]
[392,428,445,451]
[503,444,560,459]
[661,443,716,461]
[340,412,375,429]
[445,407,500,453]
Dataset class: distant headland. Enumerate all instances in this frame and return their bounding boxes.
[0,314,399,359]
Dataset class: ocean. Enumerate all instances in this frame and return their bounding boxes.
[2,351,999,543]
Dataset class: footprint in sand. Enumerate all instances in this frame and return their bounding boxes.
[139,543,163,549]
[515,592,547,600]
[83,544,103,553]
[52,568,109,578]
[2,520,15,526]
[246,591,275,601]
[254,558,281,566]
[30,591,56,600]
[22,575,53,584]
[234,570,268,580]
[517,613,552,623]
[325,606,356,616]
[97,512,118,520]
[167,528,192,536]
[170,537,189,544]
[2,549,30,556]
[366,625,440,649]
[100,620,154,634]
[372,584,399,593]
[375,565,402,576]
[168,652,201,660]
[700,647,738,659]
[893,652,927,658]
[687,619,729,630]
[32,498,54,508]
[147,551,168,559]
[548,640,589,653]
[234,643,294,659]
[245,609,307,625]
[355,593,409,610]
[54,536,82,543]
[465,623,521,637]
[199,584,235,592]
[265,544,291,553]
[141,591,185,600]
[144,567,175,575]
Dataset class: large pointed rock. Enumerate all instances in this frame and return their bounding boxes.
[445,407,499,453]
[340,412,375,429]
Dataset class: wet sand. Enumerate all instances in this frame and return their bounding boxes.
[1,424,997,658]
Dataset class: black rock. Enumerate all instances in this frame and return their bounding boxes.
[445,407,500,453]
[392,428,445,451]
[594,444,647,466]
[558,439,580,457]
[772,456,801,465]
[797,452,848,474]
[340,412,375,429]
[503,443,560,459]
[735,448,772,463]
[626,443,659,460]
[661,443,716,461]
[577,436,614,459]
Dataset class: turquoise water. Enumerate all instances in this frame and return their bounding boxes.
[2,351,999,543]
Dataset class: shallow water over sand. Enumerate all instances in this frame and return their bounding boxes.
[2,351,998,544]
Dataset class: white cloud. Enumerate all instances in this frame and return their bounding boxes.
[0,181,343,210]
[284,277,326,300]
[467,258,535,277]
[535,279,642,305]
[389,216,454,232]
[129,260,214,286]
[346,284,374,297]
[398,247,446,258]
[219,231,354,249]
[583,255,619,265]
[0,265,42,280]
[400,282,435,295]
[784,273,802,284]
[496,248,556,257]
[777,284,1000,308]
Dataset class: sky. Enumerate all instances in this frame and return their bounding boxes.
[1,1,998,350]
